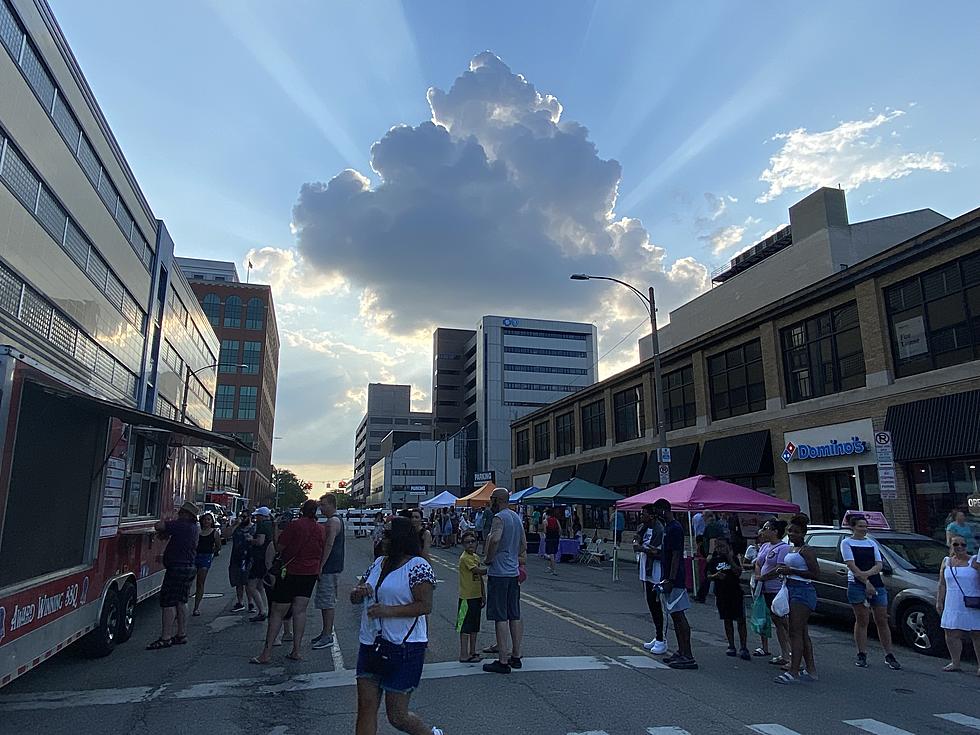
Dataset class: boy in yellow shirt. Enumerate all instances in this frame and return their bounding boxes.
[457,531,487,662]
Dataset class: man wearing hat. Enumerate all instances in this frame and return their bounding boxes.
[147,501,201,650]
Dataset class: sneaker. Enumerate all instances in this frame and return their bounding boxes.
[312,636,334,650]
[725,646,737,657]
[739,648,752,661]
[662,652,682,664]
[248,605,256,613]
[230,603,246,613]
[248,613,267,623]
[432,729,444,735]
[668,656,699,670]
[800,669,818,682]
[310,633,323,645]
[482,660,511,674]
[650,640,668,655]
[855,652,868,668]
[885,653,902,670]
[508,656,523,669]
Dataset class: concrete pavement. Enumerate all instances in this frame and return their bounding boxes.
[1,536,978,734]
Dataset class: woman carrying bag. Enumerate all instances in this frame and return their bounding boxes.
[351,516,444,735]
[937,534,980,675]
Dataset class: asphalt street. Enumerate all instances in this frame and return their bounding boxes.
[1,536,978,735]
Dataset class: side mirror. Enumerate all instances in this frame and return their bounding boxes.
[881,562,893,576]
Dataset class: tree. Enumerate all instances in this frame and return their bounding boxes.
[272,466,309,509]
[335,493,355,510]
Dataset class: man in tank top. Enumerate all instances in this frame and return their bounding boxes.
[482,487,527,674]
[312,493,344,650]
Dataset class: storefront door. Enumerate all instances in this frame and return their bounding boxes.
[806,470,858,526]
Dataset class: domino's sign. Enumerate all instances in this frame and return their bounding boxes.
[793,436,869,461]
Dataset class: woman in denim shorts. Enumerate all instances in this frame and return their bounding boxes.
[351,516,444,735]
[774,515,820,685]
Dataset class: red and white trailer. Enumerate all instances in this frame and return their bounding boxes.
[0,347,241,688]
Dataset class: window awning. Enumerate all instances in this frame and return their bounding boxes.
[547,465,575,486]
[574,459,607,485]
[884,389,980,462]
[697,430,772,478]
[641,442,700,485]
[29,377,251,453]
[604,452,647,488]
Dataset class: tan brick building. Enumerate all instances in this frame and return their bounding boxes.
[512,189,980,543]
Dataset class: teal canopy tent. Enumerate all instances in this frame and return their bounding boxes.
[521,478,622,507]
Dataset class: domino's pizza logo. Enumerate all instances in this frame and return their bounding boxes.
[781,441,797,464]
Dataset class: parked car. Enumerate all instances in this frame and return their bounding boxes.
[804,528,947,656]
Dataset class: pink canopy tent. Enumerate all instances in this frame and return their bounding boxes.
[616,475,800,514]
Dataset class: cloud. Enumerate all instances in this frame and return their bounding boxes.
[245,246,348,300]
[290,52,709,343]
[757,110,951,203]
[699,224,746,256]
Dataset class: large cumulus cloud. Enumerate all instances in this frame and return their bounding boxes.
[292,52,708,339]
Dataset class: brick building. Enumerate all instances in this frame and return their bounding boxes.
[177,258,280,505]
[511,189,980,542]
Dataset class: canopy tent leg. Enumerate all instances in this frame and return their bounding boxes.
[688,511,698,599]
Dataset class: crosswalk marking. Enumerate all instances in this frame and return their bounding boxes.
[843,719,915,735]
[647,728,693,734]
[747,725,802,735]
[936,713,980,730]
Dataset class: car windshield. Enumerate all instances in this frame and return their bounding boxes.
[876,537,947,573]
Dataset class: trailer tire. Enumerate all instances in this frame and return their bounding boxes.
[81,587,119,658]
[116,583,138,643]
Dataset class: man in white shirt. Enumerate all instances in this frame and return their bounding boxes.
[634,504,667,654]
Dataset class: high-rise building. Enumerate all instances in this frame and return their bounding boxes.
[350,384,432,503]
[178,257,280,505]
[432,316,598,490]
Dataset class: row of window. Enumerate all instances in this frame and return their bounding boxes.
[368,416,432,425]
[502,327,588,341]
[201,293,265,330]
[0,133,146,332]
[504,400,548,408]
[503,346,588,358]
[504,382,579,393]
[167,287,216,368]
[393,469,435,476]
[503,364,589,375]
[215,384,258,420]
[186,372,213,412]
[0,0,153,269]
[0,259,138,399]
[154,395,178,421]
[218,339,262,374]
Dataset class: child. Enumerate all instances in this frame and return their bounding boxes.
[707,537,750,660]
[457,531,486,663]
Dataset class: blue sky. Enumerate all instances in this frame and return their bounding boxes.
[49,1,980,486]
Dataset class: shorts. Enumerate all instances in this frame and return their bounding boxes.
[356,641,427,694]
[194,553,213,570]
[716,592,745,621]
[314,572,340,609]
[664,587,691,615]
[457,597,483,634]
[545,535,560,556]
[270,573,318,605]
[229,559,250,587]
[786,581,817,611]
[486,575,520,622]
[248,557,267,581]
[847,581,888,607]
[160,566,195,608]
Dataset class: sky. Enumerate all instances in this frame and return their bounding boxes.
[48,0,980,490]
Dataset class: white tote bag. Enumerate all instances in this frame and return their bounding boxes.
[771,584,790,617]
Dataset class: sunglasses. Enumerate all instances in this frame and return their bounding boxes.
[951,542,966,547]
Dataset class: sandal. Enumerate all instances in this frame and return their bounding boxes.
[192,610,201,617]
[172,635,188,645]
[459,655,482,663]
[482,645,499,654]
[285,653,303,662]
[942,663,961,672]
[774,672,801,685]
[753,648,770,657]
[249,656,269,665]
[769,656,788,666]
[145,637,172,651]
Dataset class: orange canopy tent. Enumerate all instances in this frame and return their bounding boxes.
[455,481,496,508]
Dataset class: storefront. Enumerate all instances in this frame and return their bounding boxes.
[783,419,882,525]
[885,389,980,543]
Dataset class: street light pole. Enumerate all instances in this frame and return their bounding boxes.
[180,361,248,422]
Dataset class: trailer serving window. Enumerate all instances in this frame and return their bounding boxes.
[122,433,166,518]
[0,382,107,588]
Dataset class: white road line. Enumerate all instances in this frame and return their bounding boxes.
[617,655,670,670]
[843,719,915,735]
[748,725,803,735]
[329,626,345,671]
[568,731,611,735]
[936,713,980,730]
[647,728,693,735]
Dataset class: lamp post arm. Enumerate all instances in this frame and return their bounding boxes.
[581,276,651,312]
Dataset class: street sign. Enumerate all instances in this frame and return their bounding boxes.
[874,431,897,500]
[658,463,670,485]
[657,447,671,463]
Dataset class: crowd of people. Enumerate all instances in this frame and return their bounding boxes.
[145,492,980,732]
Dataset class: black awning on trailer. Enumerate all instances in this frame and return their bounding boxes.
[547,464,576,487]
[885,389,980,462]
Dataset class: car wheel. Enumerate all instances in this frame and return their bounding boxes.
[899,602,944,656]
[80,587,119,658]
[116,583,138,643]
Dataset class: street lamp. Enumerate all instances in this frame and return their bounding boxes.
[180,362,247,422]
[571,274,670,582]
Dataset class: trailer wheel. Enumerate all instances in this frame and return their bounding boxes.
[81,587,119,658]
[116,583,138,643]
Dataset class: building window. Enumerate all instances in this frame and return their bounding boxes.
[504,364,589,375]
[503,382,578,393]
[885,253,980,378]
[245,297,264,329]
[581,398,606,450]
[781,301,865,403]
[215,385,235,419]
[613,386,644,443]
[224,295,242,328]
[515,428,530,466]
[237,386,257,419]
[533,421,550,462]
[242,341,261,375]
[909,459,980,544]
[555,411,575,456]
[663,366,696,431]
[707,339,766,420]
[219,340,240,373]
[202,293,220,327]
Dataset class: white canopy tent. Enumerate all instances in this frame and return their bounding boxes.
[420,491,458,509]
